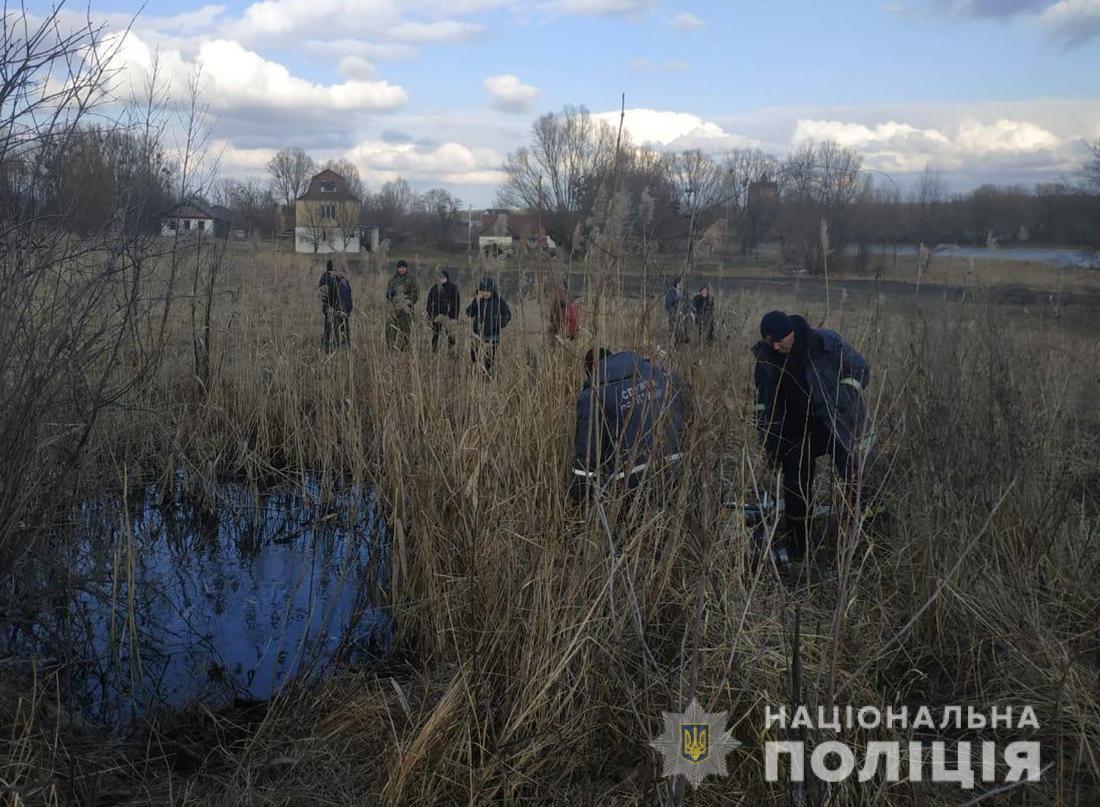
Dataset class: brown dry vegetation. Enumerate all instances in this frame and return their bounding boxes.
[3,245,1099,806]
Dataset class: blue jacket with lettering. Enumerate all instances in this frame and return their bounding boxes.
[572,351,689,494]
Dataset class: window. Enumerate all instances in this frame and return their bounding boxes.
[184,219,191,230]
[320,180,336,193]
[321,204,336,219]
[198,219,206,231]
[166,218,177,230]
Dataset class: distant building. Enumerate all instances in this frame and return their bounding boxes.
[295,169,361,253]
[160,201,229,238]
[478,210,556,256]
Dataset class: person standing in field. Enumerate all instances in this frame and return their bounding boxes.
[692,284,715,344]
[466,276,511,375]
[334,268,353,347]
[752,310,871,561]
[318,259,340,352]
[385,259,418,350]
[664,277,690,345]
[426,268,460,353]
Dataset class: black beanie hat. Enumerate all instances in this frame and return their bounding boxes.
[760,310,794,341]
[396,259,408,269]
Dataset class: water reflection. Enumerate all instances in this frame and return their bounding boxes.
[53,474,389,724]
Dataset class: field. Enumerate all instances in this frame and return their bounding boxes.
[2,242,1099,805]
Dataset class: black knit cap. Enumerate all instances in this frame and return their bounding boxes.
[760,310,794,342]
[396,259,408,269]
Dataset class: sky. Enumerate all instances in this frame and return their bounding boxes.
[30,0,1100,206]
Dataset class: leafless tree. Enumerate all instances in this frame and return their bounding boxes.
[268,147,315,211]
[322,156,365,200]
[0,3,182,573]
[498,105,619,251]
[418,187,463,247]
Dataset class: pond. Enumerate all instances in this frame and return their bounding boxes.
[860,244,1095,266]
[15,473,391,726]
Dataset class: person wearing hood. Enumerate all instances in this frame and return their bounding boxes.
[465,276,512,374]
[753,310,871,561]
[385,259,418,350]
[318,259,340,352]
[571,348,690,501]
[426,268,460,353]
[692,284,715,344]
[664,277,690,345]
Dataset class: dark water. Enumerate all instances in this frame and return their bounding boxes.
[24,474,390,725]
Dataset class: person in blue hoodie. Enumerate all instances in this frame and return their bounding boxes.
[571,348,691,501]
[466,276,512,374]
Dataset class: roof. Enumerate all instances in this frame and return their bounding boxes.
[297,169,359,202]
[164,201,216,219]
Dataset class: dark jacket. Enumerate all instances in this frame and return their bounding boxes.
[752,315,870,468]
[573,351,689,492]
[466,277,512,341]
[664,283,681,315]
[318,270,339,311]
[427,277,460,320]
[692,292,713,321]
[336,278,353,314]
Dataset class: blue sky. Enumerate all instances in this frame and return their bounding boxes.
[32,0,1100,205]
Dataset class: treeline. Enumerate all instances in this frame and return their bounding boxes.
[498,106,1100,271]
[1,124,175,237]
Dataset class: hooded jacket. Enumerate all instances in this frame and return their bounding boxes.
[573,351,689,491]
[336,277,353,314]
[752,315,870,469]
[427,271,460,320]
[466,277,512,341]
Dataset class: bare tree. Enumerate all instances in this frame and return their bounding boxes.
[268,147,315,211]
[1084,138,1100,193]
[418,187,462,247]
[498,105,619,251]
[0,3,180,573]
[322,157,365,200]
[372,177,414,234]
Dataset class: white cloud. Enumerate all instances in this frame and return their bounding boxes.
[346,139,505,186]
[668,11,704,30]
[108,32,408,113]
[542,0,657,16]
[337,55,377,80]
[484,74,540,113]
[629,58,690,72]
[595,108,755,151]
[303,39,419,61]
[388,20,483,42]
[791,117,1065,173]
[1039,0,1100,46]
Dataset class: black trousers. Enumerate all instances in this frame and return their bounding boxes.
[431,320,456,352]
[779,424,837,559]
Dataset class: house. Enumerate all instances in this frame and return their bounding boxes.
[477,210,556,256]
[295,169,361,253]
[161,201,229,238]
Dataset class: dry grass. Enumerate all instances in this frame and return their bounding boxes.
[2,244,1098,805]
